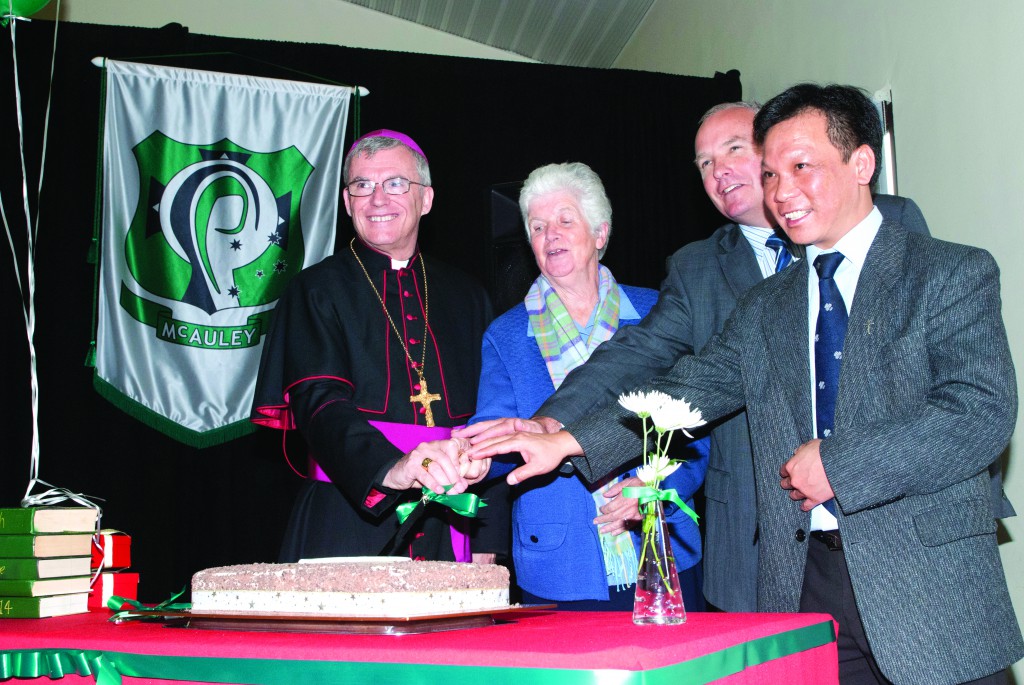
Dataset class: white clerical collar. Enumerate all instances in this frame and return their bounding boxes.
[391,258,410,270]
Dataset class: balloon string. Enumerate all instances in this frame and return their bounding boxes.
[0,1,61,496]
[34,0,59,258]
[21,478,103,516]
[5,0,41,488]
[11,7,34,261]
[24,4,58,489]
[1,0,27,306]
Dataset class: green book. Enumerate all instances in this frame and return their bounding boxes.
[0,507,98,535]
[0,592,89,618]
[0,556,91,580]
[0,534,93,558]
[0,575,91,597]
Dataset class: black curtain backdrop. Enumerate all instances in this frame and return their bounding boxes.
[0,20,740,601]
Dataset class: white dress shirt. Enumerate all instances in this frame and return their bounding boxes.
[740,225,798,278]
[804,206,882,530]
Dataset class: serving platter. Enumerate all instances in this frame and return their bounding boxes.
[129,605,555,635]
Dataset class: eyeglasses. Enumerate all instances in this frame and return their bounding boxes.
[345,177,428,197]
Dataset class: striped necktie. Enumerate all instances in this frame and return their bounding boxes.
[814,252,847,516]
[765,234,793,273]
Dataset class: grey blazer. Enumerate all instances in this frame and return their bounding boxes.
[568,221,1023,684]
[540,195,935,612]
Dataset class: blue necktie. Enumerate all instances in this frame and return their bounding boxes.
[814,252,847,517]
[765,235,793,273]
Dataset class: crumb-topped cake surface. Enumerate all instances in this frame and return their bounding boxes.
[192,560,509,593]
[190,560,510,617]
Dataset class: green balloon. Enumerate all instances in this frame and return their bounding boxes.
[5,0,52,18]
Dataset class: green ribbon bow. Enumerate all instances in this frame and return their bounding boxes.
[107,587,191,623]
[621,486,699,524]
[396,485,486,523]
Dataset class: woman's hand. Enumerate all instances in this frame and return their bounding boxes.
[458,443,492,484]
[594,476,643,535]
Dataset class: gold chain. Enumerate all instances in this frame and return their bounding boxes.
[349,237,429,372]
[350,238,441,426]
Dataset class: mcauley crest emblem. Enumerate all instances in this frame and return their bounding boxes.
[119,132,313,350]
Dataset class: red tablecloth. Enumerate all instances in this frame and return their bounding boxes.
[0,608,837,685]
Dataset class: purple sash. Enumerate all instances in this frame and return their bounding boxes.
[308,420,470,562]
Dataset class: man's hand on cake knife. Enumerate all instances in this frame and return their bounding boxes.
[382,438,469,494]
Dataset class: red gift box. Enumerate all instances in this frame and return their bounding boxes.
[88,571,139,609]
[91,531,131,570]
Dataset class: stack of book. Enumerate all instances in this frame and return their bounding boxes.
[0,507,97,618]
[89,529,138,609]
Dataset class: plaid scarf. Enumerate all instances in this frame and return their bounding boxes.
[525,265,638,588]
[525,264,621,390]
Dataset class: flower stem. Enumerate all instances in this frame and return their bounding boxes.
[640,502,675,596]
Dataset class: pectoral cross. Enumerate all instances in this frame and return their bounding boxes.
[410,372,441,427]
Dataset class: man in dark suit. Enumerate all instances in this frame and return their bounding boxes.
[466,84,1022,684]
[460,101,931,613]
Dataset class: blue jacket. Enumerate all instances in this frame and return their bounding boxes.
[472,284,709,601]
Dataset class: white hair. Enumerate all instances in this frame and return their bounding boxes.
[519,162,612,259]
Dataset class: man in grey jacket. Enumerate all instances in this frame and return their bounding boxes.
[464,84,1021,684]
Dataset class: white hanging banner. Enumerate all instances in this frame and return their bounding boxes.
[94,59,350,446]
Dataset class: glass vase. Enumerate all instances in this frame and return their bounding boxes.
[632,500,686,625]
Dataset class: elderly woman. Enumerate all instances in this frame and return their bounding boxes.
[471,162,708,610]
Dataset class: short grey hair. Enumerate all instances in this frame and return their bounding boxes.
[343,136,431,186]
[697,101,762,128]
[519,162,612,259]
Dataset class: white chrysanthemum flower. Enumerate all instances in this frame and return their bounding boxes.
[618,390,672,417]
[650,398,706,437]
[636,453,681,486]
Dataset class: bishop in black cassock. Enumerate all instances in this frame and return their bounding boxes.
[251,130,497,562]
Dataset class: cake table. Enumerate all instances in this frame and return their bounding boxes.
[0,608,838,685]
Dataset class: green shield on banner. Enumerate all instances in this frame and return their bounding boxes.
[123,132,312,324]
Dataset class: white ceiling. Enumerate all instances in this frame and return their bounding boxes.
[338,0,657,68]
